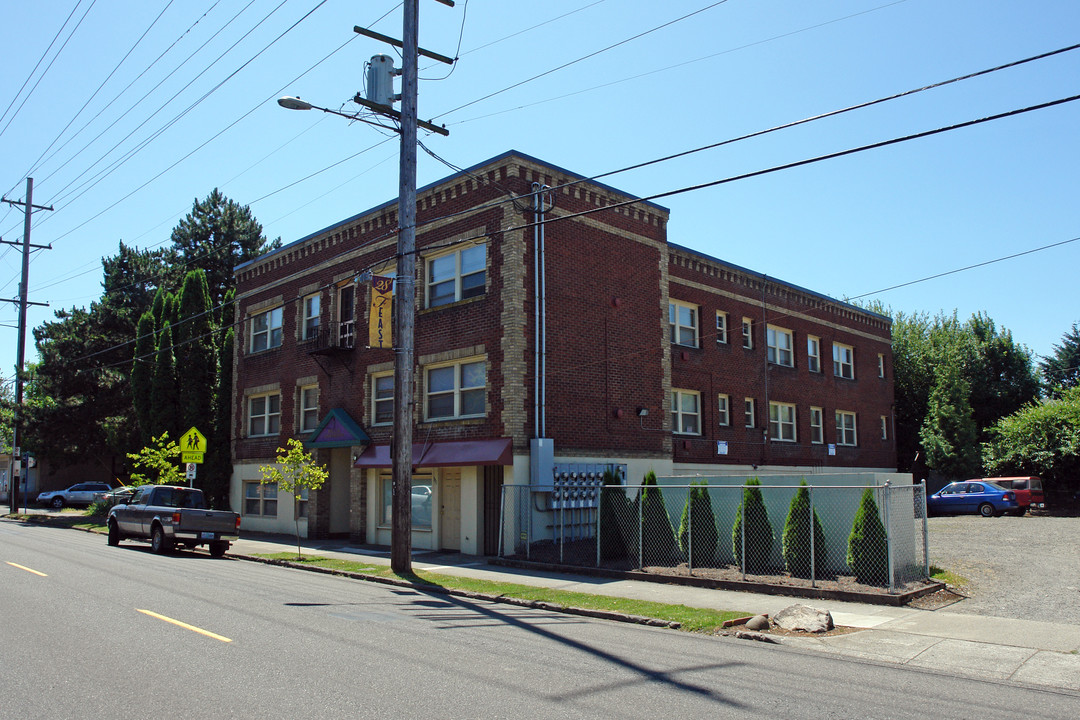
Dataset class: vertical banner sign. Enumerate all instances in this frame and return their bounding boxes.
[369,275,394,348]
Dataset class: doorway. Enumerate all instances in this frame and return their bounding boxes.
[440,471,461,551]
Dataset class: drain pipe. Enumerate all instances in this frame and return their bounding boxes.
[532,183,554,436]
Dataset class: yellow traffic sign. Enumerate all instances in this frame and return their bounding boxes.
[181,451,205,464]
[182,427,207,454]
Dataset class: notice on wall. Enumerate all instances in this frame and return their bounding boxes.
[368,275,394,348]
[716,441,728,455]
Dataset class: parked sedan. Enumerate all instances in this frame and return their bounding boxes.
[927,481,1018,517]
[37,482,113,509]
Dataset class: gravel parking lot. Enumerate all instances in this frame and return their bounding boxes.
[928,513,1080,624]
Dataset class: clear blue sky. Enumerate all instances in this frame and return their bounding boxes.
[1,0,1077,377]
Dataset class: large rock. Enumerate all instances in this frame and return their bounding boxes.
[744,614,770,631]
[773,604,834,633]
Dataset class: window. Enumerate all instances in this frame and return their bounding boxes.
[810,406,824,444]
[426,359,486,420]
[833,343,855,379]
[427,244,485,307]
[717,393,730,426]
[248,393,281,437]
[668,300,699,347]
[671,390,700,434]
[338,285,356,348]
[715,311,728,344]
[372,373,394,425]
[744,397,756,428]
[381,472,432,529]
[742,318,753,349]
[836,410,858,446]
[767,326,794,367]
[299,386,319,433]
[807,336,821,373]
[296,486,309,519]
[244,482,277,516]
[250,307,283,352]
[881,416,889,440]
[302,294,320,340]
[769,402,797,442]
[878,353,886,378]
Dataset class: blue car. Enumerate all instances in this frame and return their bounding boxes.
[927,481,1018,517]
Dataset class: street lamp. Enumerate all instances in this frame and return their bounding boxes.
[277,96,395,130]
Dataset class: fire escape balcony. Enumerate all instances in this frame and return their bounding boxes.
[306,321,356,355]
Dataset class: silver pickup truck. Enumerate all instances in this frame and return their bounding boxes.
[107,485,240,557]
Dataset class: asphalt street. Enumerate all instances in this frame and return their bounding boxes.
[2,522,1079,719]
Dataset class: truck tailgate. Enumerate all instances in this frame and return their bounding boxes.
[177,509,238,534]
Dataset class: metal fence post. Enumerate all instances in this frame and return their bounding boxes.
[497,484,506,558]
[687,489,693,575]
[884,481,895,593]
[740,485,746,580]
[638,486,644,571]
[559,498,565,564]
[809,484,816,588]
[921,481,930,579]
[527,486,532,561]
[596,486,602,568]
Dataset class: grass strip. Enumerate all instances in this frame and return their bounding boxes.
[929,565,967,588]
[253,551,748,633]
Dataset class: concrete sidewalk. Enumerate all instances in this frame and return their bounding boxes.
[231,532,1080,693]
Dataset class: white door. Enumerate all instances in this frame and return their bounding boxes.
[440,474,461,551]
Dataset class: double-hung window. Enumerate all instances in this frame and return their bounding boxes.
[250,307,283,352]
[244,482,277,516]
[767,326,794,367]
[427,245,485,307]
[669,300,699,347]
[833,343,855,379]
[809,407,824,444]
[248,393,281,437]
[372,373,394,425]
[880,416,889,440]
[742,318,753,349]
[426,359,486,420]
[769,402,797,442]
[878,353,886,378]
[836,410,858,446]
[302,294,320,340]
[671,390,700,434]
[717,393,730,426]
[715,311,728,344]
[299,386,319,433]
[744,397,756,428]
[807,336,821,373]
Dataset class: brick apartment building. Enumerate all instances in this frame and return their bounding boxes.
[231,150,896,553]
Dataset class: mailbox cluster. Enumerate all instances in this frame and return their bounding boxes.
[549,463,626,510]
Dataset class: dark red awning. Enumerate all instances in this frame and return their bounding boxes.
[352,438,513,468]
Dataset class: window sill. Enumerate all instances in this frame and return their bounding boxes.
[247,346,282,357]
[419,294,485,315]
[419,416,486,426]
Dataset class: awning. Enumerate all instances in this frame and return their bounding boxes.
[353,438,513,468]
[304,408,371,449]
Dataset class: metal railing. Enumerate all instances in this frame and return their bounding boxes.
[498,480,929,593]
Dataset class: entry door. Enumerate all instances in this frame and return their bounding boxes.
[440,475,461,551]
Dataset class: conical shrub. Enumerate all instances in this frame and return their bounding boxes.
[782,481,827,579]
[600,468,634,562]
[678,481,718,567]
[732,478,773,573]
[847,487,889,585]
[640,470,679,567]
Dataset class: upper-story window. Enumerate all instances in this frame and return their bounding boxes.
[833,342,855,380]
[715,311,728,344]
[427,244,485,308]
[809,406,824,444]
[769,401,797,442]
[371,373,394,425]
[878,353,886,378]
[671,389,701,435]
[426,359,486,420]
[744,397,756,428]
[836,410,858,446]
[302,294,320,340]
[742,318,753,349]
[807,336,821,373]
[717,393,730,426]
[669,300,699,347]
[248,392,281,437]
[250,307,283,352]
[767,325,794,367]
[299,385,319,433]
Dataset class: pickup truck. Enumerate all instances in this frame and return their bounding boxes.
[107,485,240,557]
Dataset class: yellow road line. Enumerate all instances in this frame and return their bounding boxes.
[6,561,47,577]
[136,609,232,643]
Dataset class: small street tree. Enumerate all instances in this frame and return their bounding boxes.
[259,438,329,559]
[127,432,184,486]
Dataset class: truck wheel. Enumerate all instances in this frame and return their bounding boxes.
[151,525,171,555]
[209,541,228,558]
[1013,506,1028,516]
[107,519,121,546]
[51,496,65,509]
[978,503,995,518]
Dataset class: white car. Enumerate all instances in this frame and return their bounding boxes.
[36,483,112,509]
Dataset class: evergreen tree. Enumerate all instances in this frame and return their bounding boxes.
[677,481,718,567]
[732,478,773,573]
[1040,324,1080,398]
[782,481,827,578]
[205,327,235,509]
[599,468,633,562]
[176,270,216,433]
[847,487,889,585]
[150,322,181,441]
[131,311,156,444]
[640,469,678,566]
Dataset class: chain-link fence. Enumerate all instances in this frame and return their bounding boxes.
[498,479,929,593]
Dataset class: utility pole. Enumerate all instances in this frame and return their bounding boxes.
[390,0,420,574]
[2,178,53,513]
